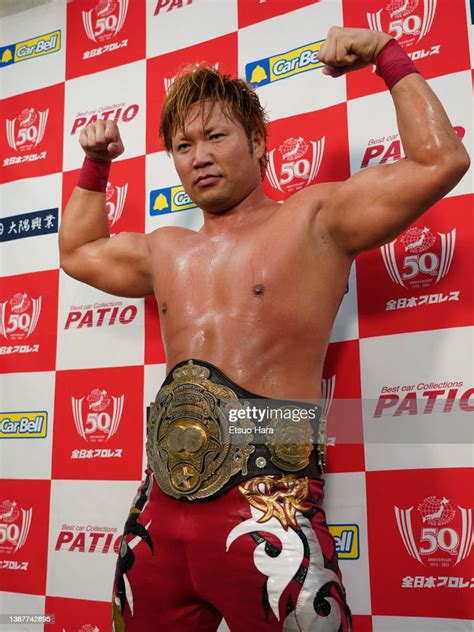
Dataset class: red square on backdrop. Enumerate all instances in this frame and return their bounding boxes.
[62,155,146,235]
[146,33,238,154]
[45,596,112,630]
[356,195,473,339]
[0,84,64,184]
[0,270,59,373]
[264,104,350,201]
[52,366,144,480]
[343,0,471,100]
[322,339,364,473]
[0,480,50,595]
[66,0,146,80]
[237,0,319,28]
[366,468,474,619]
[352,615,372,632]
[144,295,165,365]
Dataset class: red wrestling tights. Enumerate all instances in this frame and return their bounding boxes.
[112,469,352,631]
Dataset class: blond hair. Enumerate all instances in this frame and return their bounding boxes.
[159,65,268,176]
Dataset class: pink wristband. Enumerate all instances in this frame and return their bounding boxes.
[375,38,420,90]
[77,156,111,192]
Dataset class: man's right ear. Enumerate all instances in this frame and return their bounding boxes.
[252,130,265,162]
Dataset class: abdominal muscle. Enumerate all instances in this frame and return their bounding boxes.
[159,295,339,400]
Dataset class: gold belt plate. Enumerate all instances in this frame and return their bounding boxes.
[146,362,255,500]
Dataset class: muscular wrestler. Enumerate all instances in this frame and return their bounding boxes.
[59,27,469,632]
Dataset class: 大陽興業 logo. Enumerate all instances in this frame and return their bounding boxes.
[0,209,58,243]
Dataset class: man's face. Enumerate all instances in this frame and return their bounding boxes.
[171,101,264,214]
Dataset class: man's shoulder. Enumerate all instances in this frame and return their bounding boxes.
[284,181,342,213]
[279,181,353,258]
[277,182,343,231]
[146,225,197,250]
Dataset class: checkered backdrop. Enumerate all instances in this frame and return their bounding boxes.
[1,1,473,630]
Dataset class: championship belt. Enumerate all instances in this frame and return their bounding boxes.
[147,360,326,501]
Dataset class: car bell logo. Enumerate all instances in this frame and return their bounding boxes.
[82,0,129,43]
[105,181,128,226]
[329,524,360,559]
[72,388,124,443]
[395,495,473,567]
[150,185,197,215]
[367,0,437,45]
[266,136,325,194]
[0,293,42,341]
[6,108,49,153]
[0,499,32,554]
[381,226,455,289]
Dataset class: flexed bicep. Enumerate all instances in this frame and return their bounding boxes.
[62,230,154,298]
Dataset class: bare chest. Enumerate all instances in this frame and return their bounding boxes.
[152,227,319,325]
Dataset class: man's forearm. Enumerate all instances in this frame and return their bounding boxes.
[390,71,469,169]
[59,187,110,264]
[60,119,125,267]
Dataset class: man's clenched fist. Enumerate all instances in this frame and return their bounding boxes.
[319,26,391,78]
[79,120,124,162]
